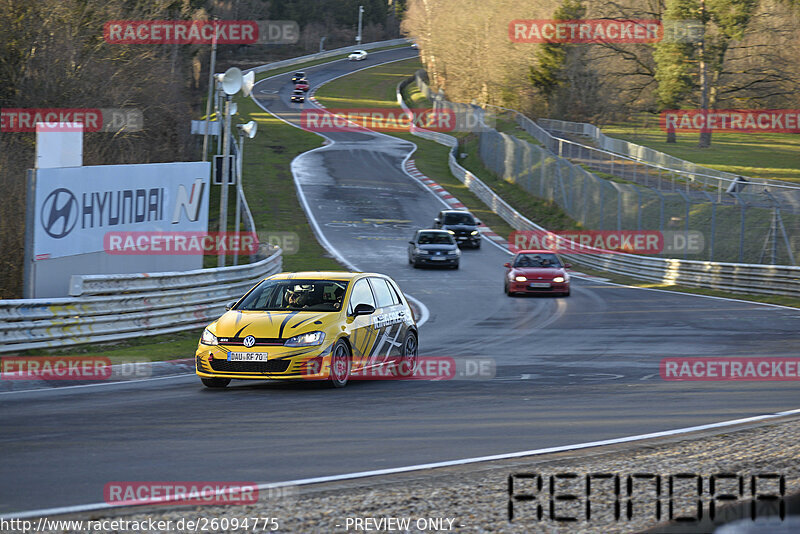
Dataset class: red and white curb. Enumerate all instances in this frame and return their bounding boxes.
[403,159,507,245]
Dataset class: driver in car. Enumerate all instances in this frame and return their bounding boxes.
[286,290,309,309]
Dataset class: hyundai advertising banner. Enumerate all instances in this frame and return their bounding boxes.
[33,162,210,260]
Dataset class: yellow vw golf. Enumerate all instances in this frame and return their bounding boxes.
[195,272,418,388]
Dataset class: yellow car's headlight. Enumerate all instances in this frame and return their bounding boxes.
[515,276,527,282]
[200,328,218,346]
[553,276,566,283]
[285,331,326,347]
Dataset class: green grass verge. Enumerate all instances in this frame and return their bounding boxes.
[602,119,800,184]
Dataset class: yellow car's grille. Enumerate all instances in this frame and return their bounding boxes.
[209,359,291,374]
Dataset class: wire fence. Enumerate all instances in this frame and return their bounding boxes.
[414,71,799,265]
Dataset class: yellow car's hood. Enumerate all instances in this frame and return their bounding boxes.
[213,309,335,340]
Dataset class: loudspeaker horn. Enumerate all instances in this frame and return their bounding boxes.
[239,120,257,139]
[220,67,243,95]
[241,71,255,98]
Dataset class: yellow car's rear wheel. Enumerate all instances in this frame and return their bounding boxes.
[329,340,351,388]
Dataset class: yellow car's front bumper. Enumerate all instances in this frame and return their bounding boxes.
[195,343,333,381]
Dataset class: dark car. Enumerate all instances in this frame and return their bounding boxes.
[504,250,571,297]
[295,79,310,92]
[292,71,306,83]
[433,210,481,248]
[290,90,305,103]
[408,229,460,269]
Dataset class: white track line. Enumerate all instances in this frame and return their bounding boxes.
[7,407,800,520]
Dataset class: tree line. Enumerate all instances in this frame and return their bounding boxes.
[402,0,800,147]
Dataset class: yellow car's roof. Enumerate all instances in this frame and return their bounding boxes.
[266,271,388,282]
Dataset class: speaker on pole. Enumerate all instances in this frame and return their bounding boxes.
[242,71,255,98]
[219,67,243,96]
[238,120,257,139]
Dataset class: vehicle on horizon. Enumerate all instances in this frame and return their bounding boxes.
[291,71,306,83]
[348,50,368,61]
[290,89,305,103]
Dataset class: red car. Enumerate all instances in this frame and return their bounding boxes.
[294,80,310,92]
[504,250,571,297]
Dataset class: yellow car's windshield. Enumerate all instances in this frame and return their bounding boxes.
[236,279,349,312]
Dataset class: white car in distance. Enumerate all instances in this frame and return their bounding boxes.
[348,50,368,61]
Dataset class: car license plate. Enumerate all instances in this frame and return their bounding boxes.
[432,256,446,261]
[227,352,268,361]
[528,282,550,288]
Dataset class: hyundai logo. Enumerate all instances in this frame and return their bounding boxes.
[41,188,78,239]
[242,335,256,348]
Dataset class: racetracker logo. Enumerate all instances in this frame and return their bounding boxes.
[1,357,112,380]
[300,108,457,132]
[509,19,662,43]
[104,231,259,255]
[509,230,704,255]
[103,482,259,506]
[303,356,496,380]
[103,20,299,44]
[661,357,800,381]
[0,108,143,132]
[660,109,800,133]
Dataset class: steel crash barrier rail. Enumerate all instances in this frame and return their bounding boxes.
[0,39,411,354]
[398,75,800,298]
[0,249,282,353]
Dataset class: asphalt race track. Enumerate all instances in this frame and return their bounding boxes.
[1,47,799,515]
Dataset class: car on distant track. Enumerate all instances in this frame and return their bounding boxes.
[348,50,368,61]
[294,79,310,92]
[410,42,418,49]
[408,229,460,269]
[196,272,418,388]
[290,89,305,103]
[291,71,306,83]
[504,250,571,297]
[433,210,482,249]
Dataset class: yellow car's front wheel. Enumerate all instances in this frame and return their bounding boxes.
[329,340,352,388]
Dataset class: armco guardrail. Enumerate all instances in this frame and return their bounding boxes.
[0,249,281,353]
[398,75,800,298]
[537,118,800,192]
